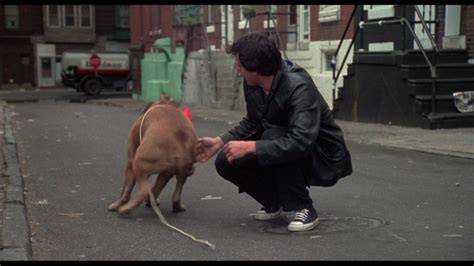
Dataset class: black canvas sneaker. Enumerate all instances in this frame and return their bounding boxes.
[254,206,283,221]
[287,207,319,232]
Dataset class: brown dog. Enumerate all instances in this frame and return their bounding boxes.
[108,95,197,214]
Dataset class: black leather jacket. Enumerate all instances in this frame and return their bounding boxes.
[220,60,352,185]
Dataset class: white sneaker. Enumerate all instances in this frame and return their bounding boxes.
[254,207,283,221]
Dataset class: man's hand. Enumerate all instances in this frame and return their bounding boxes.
[196,137,224,163]
[223,141,256,163]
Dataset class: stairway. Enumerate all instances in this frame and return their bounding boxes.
[333,49,474,129]
[286,50,316,72]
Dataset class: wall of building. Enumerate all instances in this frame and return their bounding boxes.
[466,5,474,61]
[0,5,43,35]
[42,6,96,44]
[312,5,355,41]
[95,5,115,35]
[0,5,42,88]
[204,5,223,49]
[130,5,174,52]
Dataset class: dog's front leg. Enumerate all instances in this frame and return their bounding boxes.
[108,161,135,211]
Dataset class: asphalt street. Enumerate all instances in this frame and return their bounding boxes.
[5,100,473,260]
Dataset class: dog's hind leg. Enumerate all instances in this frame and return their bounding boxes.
[117,174,149,214]
[108,161,135,211]
[117,159,152,214]
[172,174,188,213]
[145,173,173,207]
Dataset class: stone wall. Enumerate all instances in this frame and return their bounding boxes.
[182,50,245,111]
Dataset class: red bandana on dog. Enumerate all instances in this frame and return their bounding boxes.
[181,107,193,122]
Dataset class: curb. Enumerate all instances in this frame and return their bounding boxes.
[0,101,32,261]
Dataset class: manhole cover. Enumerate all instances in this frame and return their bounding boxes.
[263,216,386,235]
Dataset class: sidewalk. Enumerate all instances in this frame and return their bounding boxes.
[0,101,31,260]
[90,98,474,160]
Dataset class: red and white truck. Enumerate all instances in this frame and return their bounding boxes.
[61,51,132,95]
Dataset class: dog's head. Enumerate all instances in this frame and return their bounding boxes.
[142,93,180,114]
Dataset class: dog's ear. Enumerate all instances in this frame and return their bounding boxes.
[142,102,154,114]
[159,93,171,104]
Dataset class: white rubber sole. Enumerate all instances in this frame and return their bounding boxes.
[287,218,320,232]
[254,208,282,221]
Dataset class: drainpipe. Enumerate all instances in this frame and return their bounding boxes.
[225,5,228,49]
[140,5,144,47]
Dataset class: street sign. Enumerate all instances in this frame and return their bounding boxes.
[89,54,101,69]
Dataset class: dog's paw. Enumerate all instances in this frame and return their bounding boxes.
[117,206,132,215]
[108,202,122,211]
[172,203,186,213]
[145,198,160,208]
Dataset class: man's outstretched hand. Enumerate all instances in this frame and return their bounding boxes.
[196,137,257,163]
[196,137,224,163]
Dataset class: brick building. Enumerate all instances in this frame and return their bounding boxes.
[127,4,473,128]
[0,5,43,89]
[128,5,356,105]
[0,5,130,89]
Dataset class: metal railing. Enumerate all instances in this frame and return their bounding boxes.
[332,5,440,113]
[254,11,298,60]
[332,5,359,101]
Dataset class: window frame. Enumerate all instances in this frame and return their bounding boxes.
[238,5,248,29]
[207,5,214,23]
[300,5,310,41]
[117,5,130,29]
[322,50,337,73]
[79,5,92,28]
[63,5,76,28]
[47,5,60,28]
[5,5,20,30]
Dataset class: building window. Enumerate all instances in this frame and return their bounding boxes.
[301,5,310,41]
[323,51,336,72]
[239,5,253,29]
[264,5,277,28]
[266,5,277,18]
[5,5,19,29]
[117,5,129,29]
[239,5,245,21]
[173,5,202,26]
[206,5,215,33]
[207,5,214,23]
[63,5,76,27]
[79,5,92,28]
[289,5,297,25]
[47,5,60,27]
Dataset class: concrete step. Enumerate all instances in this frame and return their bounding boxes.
[287,58,314,70]
[286,50,313,60]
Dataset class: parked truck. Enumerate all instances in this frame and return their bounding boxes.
[61,51,132,95]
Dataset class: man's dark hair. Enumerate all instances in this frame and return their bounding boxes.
[229,32,282,76]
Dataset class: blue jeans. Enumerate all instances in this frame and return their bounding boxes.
[214,127,313,211]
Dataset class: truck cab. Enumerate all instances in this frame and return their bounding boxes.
[61,51,131,95]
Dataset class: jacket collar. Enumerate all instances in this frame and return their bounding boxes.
[268,60,287,94]
[261,60,288,117]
